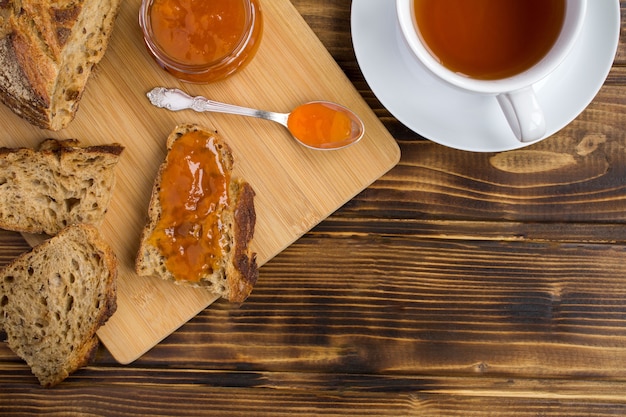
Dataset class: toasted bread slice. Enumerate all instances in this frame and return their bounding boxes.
[136,124,258,303]
[0,138,124,235]
[0,224,117,387]
[0,0,122,130]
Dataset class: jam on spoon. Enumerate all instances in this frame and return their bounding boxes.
[147,87,365,150]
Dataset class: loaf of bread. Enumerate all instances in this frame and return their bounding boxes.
[0,224,117,387]
[136,124,258,303]
[0,138,124,235]
[0,0,122,130]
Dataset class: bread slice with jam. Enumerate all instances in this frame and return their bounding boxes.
[135,124,258,303]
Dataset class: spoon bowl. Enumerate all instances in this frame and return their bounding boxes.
[147,87,365,150]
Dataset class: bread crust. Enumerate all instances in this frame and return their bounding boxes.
[136,124,258,303]
[0,0,122,130]
[228,181,258,302]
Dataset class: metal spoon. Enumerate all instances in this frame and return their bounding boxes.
[146,87,365,150]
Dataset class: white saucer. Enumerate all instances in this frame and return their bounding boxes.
[351,1,620,152]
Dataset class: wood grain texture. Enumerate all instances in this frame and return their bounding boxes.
[1,0,626,415]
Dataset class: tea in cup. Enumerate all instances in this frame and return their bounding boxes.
[396,0,587,143]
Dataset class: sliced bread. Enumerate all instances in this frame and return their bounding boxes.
[135,124,258,303]
[0,224,117,387]
[0,0,122,130]
[0,138,124,235]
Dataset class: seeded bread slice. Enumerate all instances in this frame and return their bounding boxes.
[135,124,258,303]
[0,224,117,387]
[0,0,122,130]
[0,138,124,235]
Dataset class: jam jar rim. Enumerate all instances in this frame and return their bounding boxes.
[139,0,258,76]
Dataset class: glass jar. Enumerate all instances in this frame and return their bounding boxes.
[139,0,263,83]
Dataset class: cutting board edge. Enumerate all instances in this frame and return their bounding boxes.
[101,141,400,365]
[97,294,219,364]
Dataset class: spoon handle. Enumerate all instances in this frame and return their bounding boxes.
[146,87,288,126]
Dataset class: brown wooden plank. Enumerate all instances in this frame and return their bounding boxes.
[315,218,626,245]
[69,234,626,381]
[0,231,30,265]
[6,231,626,380]
[1,372,626,416]
[335,84,626,223]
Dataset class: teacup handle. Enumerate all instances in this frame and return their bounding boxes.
[496,87,546,143]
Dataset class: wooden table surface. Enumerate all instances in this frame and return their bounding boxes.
[2,1,626,415]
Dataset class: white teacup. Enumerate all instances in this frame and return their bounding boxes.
[396,0,587,143]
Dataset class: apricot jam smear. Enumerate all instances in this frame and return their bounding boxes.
[148,130,230,282]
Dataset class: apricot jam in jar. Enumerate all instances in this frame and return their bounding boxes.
[139,0,263,83]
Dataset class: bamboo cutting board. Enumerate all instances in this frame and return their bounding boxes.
[7,0,400,363]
